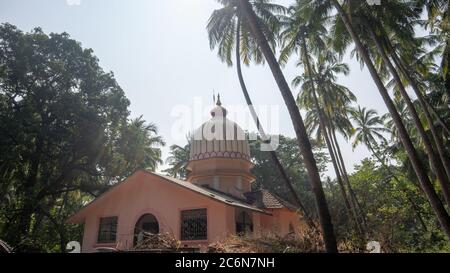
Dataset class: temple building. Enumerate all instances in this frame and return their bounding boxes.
[68,96,305,252]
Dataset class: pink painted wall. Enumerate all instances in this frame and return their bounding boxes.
[70,171,237,252]
[257,208,304,235]
[68,170,304,252]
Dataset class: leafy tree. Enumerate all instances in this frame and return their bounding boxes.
[345,158,450,252]
[0,24,164,252]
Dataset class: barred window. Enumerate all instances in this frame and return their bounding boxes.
[97,216,117,243]
[180,209,207,241]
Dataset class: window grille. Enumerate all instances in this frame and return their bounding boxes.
[180,209,207,241]
[97,216,117,243]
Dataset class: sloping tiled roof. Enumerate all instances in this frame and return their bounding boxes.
[146,171,269,214]
[244,189,298,211]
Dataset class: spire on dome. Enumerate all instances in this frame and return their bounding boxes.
[216,93,222,106]
[210,93,227,117]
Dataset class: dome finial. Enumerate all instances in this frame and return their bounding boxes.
[210,93,227,117]
[216,93,222,106]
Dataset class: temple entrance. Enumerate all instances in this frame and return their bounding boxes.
[134,213,159,246]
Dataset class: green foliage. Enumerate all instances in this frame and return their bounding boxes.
[164,143,190,179]
[0,24,164,252]
[343,158,450,252]
[1,0,449,253]
[249,135,328,215]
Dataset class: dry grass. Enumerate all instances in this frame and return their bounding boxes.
[132,232,181,250]
[207,228,325,253]
[130,229,363,253]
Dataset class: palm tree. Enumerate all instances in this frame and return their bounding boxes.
[346,1,450,208]
[207,0,314,226]
[329,0,450,240]
[278,1,365,235]
[350,107,388,156]
[296,55,367,231]
[385,40,450,177]
[290,53,364,236]
[349,0,450,187]
[351,106,430,232]
[229,0,338,252]
[164,143,190,179]
[119,116,165,173]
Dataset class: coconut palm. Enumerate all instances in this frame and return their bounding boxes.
[328,0,450,240]
[119,116,165,173]
[292,54,365,237]
[350,0,450,193]
[164,143,190,179]
[351,107,388,154]
[214,0,337,252]
[342,0,450,208]
[207,0,314,226]
[351,106,431,232]
[279,0,366,237]
[299,56,367,228]
[382,99,417,144]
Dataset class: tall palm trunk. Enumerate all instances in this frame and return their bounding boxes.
[301,39,362,234]
[331,0,450,240]
[300,40,364,237]
[235,18,315,228]
[382,35,450,178]
[395,64,450,137]
[239,0,338,252]
[325,110,367,229]
[367,24,450,208]
[384,37,450,137]
[325,121,365,237]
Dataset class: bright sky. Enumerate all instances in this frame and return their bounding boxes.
[0,0,390,178]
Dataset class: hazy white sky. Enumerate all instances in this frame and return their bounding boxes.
[0,0,390,177]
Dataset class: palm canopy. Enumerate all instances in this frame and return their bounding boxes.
[294,56,355,140]
[303,105,353,144]
[350,106,388,151]
[279,1,356,141]
[164,143,190,179]
[278,0,330,66]
[207,0,286,66]
[294,57,353,106]
[118,116,165,172]
[323,1,424,79]
[382,99,418,144]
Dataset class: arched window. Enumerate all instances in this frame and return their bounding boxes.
[235,210,253,235]
[134,214,159,246]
